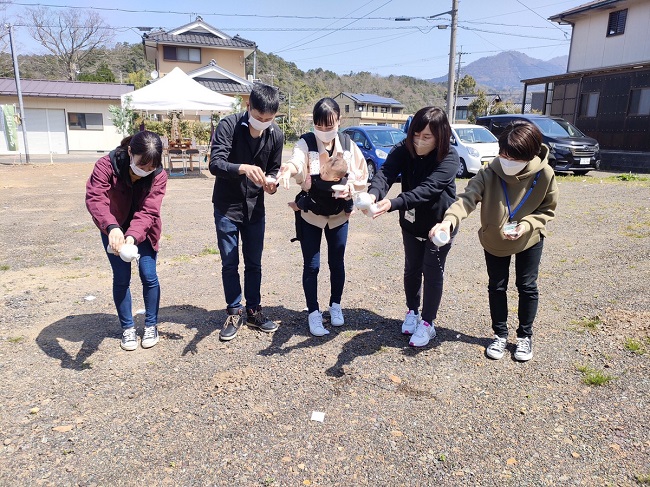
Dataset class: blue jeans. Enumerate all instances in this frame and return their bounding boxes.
[402,229,455,324]
[101,233,160,330]
[214,208,265,312]
[299,217,349,313]
[484,238,544,338]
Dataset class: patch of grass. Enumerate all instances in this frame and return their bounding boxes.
[570,316,602,332]
[200,246,219,256]
[262,476,276,486]
[7,336,25,344]
[624,338,646,355]
[172,255,191,263]
[636,473,650,484]
[80,361,92,370]
[0,265,9,271]
[375,345,390,354]
[438,453,447,462]
[340,330,362,338]
[72,256,82,261]
[575,364,615,386]
[613,172,648,181]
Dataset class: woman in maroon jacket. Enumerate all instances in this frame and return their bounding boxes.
[86,131,167,351]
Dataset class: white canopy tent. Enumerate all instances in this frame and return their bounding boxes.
[121,67,236,113]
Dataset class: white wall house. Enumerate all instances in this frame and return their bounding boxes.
[564,0,650,71]
[0,78,134,155]
[521,0,650,172]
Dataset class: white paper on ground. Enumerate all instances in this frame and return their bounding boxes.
[310,411,325,422]
[135,309,146,315]
[84,295,96,301]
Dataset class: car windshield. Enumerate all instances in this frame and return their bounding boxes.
[367,129,406,146]
[533,118,585,138]
[454,127,497,144]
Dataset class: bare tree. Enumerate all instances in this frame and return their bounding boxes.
[22,6,113,80]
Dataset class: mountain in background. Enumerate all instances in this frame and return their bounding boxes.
[430,51,568,91]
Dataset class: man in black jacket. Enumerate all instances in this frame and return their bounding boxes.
[209,83,284,342]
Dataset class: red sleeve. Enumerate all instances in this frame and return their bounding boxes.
[85,156,119,234]
[124,170,168,244]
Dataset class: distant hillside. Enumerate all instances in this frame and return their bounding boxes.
[430,51,568,90]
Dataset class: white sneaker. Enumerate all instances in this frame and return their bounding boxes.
[120,327,138,351]
[486,335,508,360]
[409,321,436,347]
[308,310,329,337]
[329,303,344,327]
[402,310,419,335]
[141,325,159,349]
[514,337,533,362]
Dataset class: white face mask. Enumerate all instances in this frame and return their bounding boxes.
[130,160,155,177]
[313,128,338,143]
[248,112,273,131]
[499,157,527,176]
[413,139,435,156]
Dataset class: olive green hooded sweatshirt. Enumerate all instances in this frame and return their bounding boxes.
[443,145,558,257]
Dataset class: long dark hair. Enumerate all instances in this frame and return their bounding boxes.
[119,131,163,169]
[405,106,451,162]
[313,98,340,126]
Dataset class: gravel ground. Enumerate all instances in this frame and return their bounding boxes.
[0,162,648,486]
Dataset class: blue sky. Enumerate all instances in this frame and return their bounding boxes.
[3,0,577,79]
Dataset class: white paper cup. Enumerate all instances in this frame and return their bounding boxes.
[367,203,380,217]
[354,192,373,210]
[503,221,518,236]
[431,230,450,247]
[331,184,346,198]
[265,176,276,184]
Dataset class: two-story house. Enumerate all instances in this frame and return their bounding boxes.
[334,93,409,128]
[143,17,255,103]
[520,0,650,172]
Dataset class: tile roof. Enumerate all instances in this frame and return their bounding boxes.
[0,78,134,99]
[146,32,255,48]
[194,78,252,95]
[341,92,404,106]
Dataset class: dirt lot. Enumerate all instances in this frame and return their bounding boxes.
[0,160,649,486]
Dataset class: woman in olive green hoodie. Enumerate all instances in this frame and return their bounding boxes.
[430,121,558,362]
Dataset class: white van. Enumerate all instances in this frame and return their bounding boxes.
[450,124,500,177]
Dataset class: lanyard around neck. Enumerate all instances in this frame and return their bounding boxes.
[500,171,541,222]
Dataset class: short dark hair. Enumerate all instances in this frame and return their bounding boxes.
[249,83,280,114]
[323,154,348,179]
[405,106,451,162]
[498,121,543,161]
[313,98,340,127]
[120,131,163,168]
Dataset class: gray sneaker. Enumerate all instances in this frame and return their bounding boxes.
[141,325,159,349]
[514,337,533,362]
[486,335,507,360]
[120,327,138,351]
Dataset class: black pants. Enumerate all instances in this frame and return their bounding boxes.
[402,229,454,324]
[484,238,544,339]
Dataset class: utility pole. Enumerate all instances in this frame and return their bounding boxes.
[7,24,29,163]
[445,0,458,119]
[452,49,467,123]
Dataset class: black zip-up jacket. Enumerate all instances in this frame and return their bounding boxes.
[209,111,284,223]
[368,141,459,238]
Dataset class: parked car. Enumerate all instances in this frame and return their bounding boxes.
[342,126,407,180]
[476,114,600,175]
[450,123,500,177]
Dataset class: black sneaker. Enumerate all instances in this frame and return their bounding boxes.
[246,306,278,333]
[219,309,243,341]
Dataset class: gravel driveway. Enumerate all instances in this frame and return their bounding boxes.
[0,162,648,486]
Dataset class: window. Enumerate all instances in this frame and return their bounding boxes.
[380,107,388,113]
[607,9,627,37]
[579,92,600,117]
[163,45,201,63]
[68,113,103,130]
[371,106,378,113]
[456,108,468,120]
[345,104,349,113]
[628,88,650,116]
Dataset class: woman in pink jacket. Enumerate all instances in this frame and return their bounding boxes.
[86,131,167,351]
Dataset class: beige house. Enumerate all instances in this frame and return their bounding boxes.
[334,92,409,128]
[142,17,255,104]
[521,0,650,171]
[0,78,134,155]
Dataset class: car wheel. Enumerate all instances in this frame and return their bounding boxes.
[573,170,590,176]
[456,158,468,178]
[367,160,376,181]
